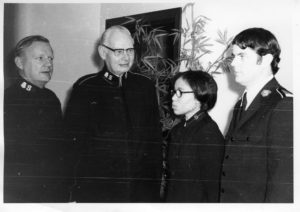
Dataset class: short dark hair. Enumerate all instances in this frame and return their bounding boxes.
[15,35,50,57]
[173,70,218,111]
[232,27,281,75]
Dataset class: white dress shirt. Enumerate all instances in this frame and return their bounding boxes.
[242,75,274,110]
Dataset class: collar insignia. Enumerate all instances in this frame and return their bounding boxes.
[104,72,112,80]
[104,71,115,81]
[20,81,32,91]
[261,89,271,97]
[103,71,127,87]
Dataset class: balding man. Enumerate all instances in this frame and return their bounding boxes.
[4,35,72,202]
[64,25,162,202]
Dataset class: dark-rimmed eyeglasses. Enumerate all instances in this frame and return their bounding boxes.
[171,90,195,98]
[101,44,135,57]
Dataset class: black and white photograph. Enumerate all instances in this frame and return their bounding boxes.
[0,0,299,211]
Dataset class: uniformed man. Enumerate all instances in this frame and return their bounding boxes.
[4,35,72,202]
[220,28,293,202]
[64,25,162,202]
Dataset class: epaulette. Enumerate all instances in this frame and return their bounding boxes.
[77,73,98,86]
[128,71,151,80]
[276,87,293,98]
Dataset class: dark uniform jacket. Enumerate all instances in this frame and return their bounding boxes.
[166,111,225,202]
[4,79,72,202]
[64,66,162,202]
[220,78,293,202]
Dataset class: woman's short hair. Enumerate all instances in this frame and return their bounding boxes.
[173,70,218,111]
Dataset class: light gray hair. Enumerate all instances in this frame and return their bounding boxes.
[99,25,133,45]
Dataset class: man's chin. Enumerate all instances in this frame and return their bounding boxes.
[235,79,247,87]
[234,76,243,84]
[113,69,129,76]
[39,77,51,84]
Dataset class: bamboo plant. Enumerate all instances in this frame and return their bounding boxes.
[121,3,232,132]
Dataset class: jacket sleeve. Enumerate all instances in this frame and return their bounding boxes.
[265,97,293,202]
[64,84,90,141]
[149,81,163,142]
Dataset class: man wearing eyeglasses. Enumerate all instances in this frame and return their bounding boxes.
[4,35,72,202]
[64,25,162,202]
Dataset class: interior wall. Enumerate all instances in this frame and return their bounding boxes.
[0,1,297,209]
[3,0,295,135]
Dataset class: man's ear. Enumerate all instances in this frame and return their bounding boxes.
[98,45,106,60]
[261,53,273,66]
[14,56,24,70]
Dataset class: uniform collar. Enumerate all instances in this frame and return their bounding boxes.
[100,66,128,87]
[17,78,43,93]
[243,75,273,110]
[184,110,206,127]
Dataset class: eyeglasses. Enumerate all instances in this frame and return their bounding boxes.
[101,44,135,57]
[171,89,195,98]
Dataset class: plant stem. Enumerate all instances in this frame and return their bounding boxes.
[191,4,195,68]
[206,44,230,73]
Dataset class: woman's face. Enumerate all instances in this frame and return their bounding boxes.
[172,77,201,120]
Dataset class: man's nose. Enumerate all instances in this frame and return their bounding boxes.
[44,58,53,66]
[231,57,237,67]
[122,53,129,60]
[121,50,132,59]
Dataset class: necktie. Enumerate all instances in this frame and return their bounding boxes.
[237,92,247,121]
[241,92,247,111]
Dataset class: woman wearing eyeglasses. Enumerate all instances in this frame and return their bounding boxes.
[165,70,225,202]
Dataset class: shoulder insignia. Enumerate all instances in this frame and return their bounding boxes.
[77,73,98,86]
[129,71,151,80]
[276,87,293,98]
[261,89,272,97]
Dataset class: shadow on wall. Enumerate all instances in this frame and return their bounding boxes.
[4,50,20,89]
[4,4,20,89]
[91,37,104,71]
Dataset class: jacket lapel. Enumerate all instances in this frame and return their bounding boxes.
[234,78,279,130]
